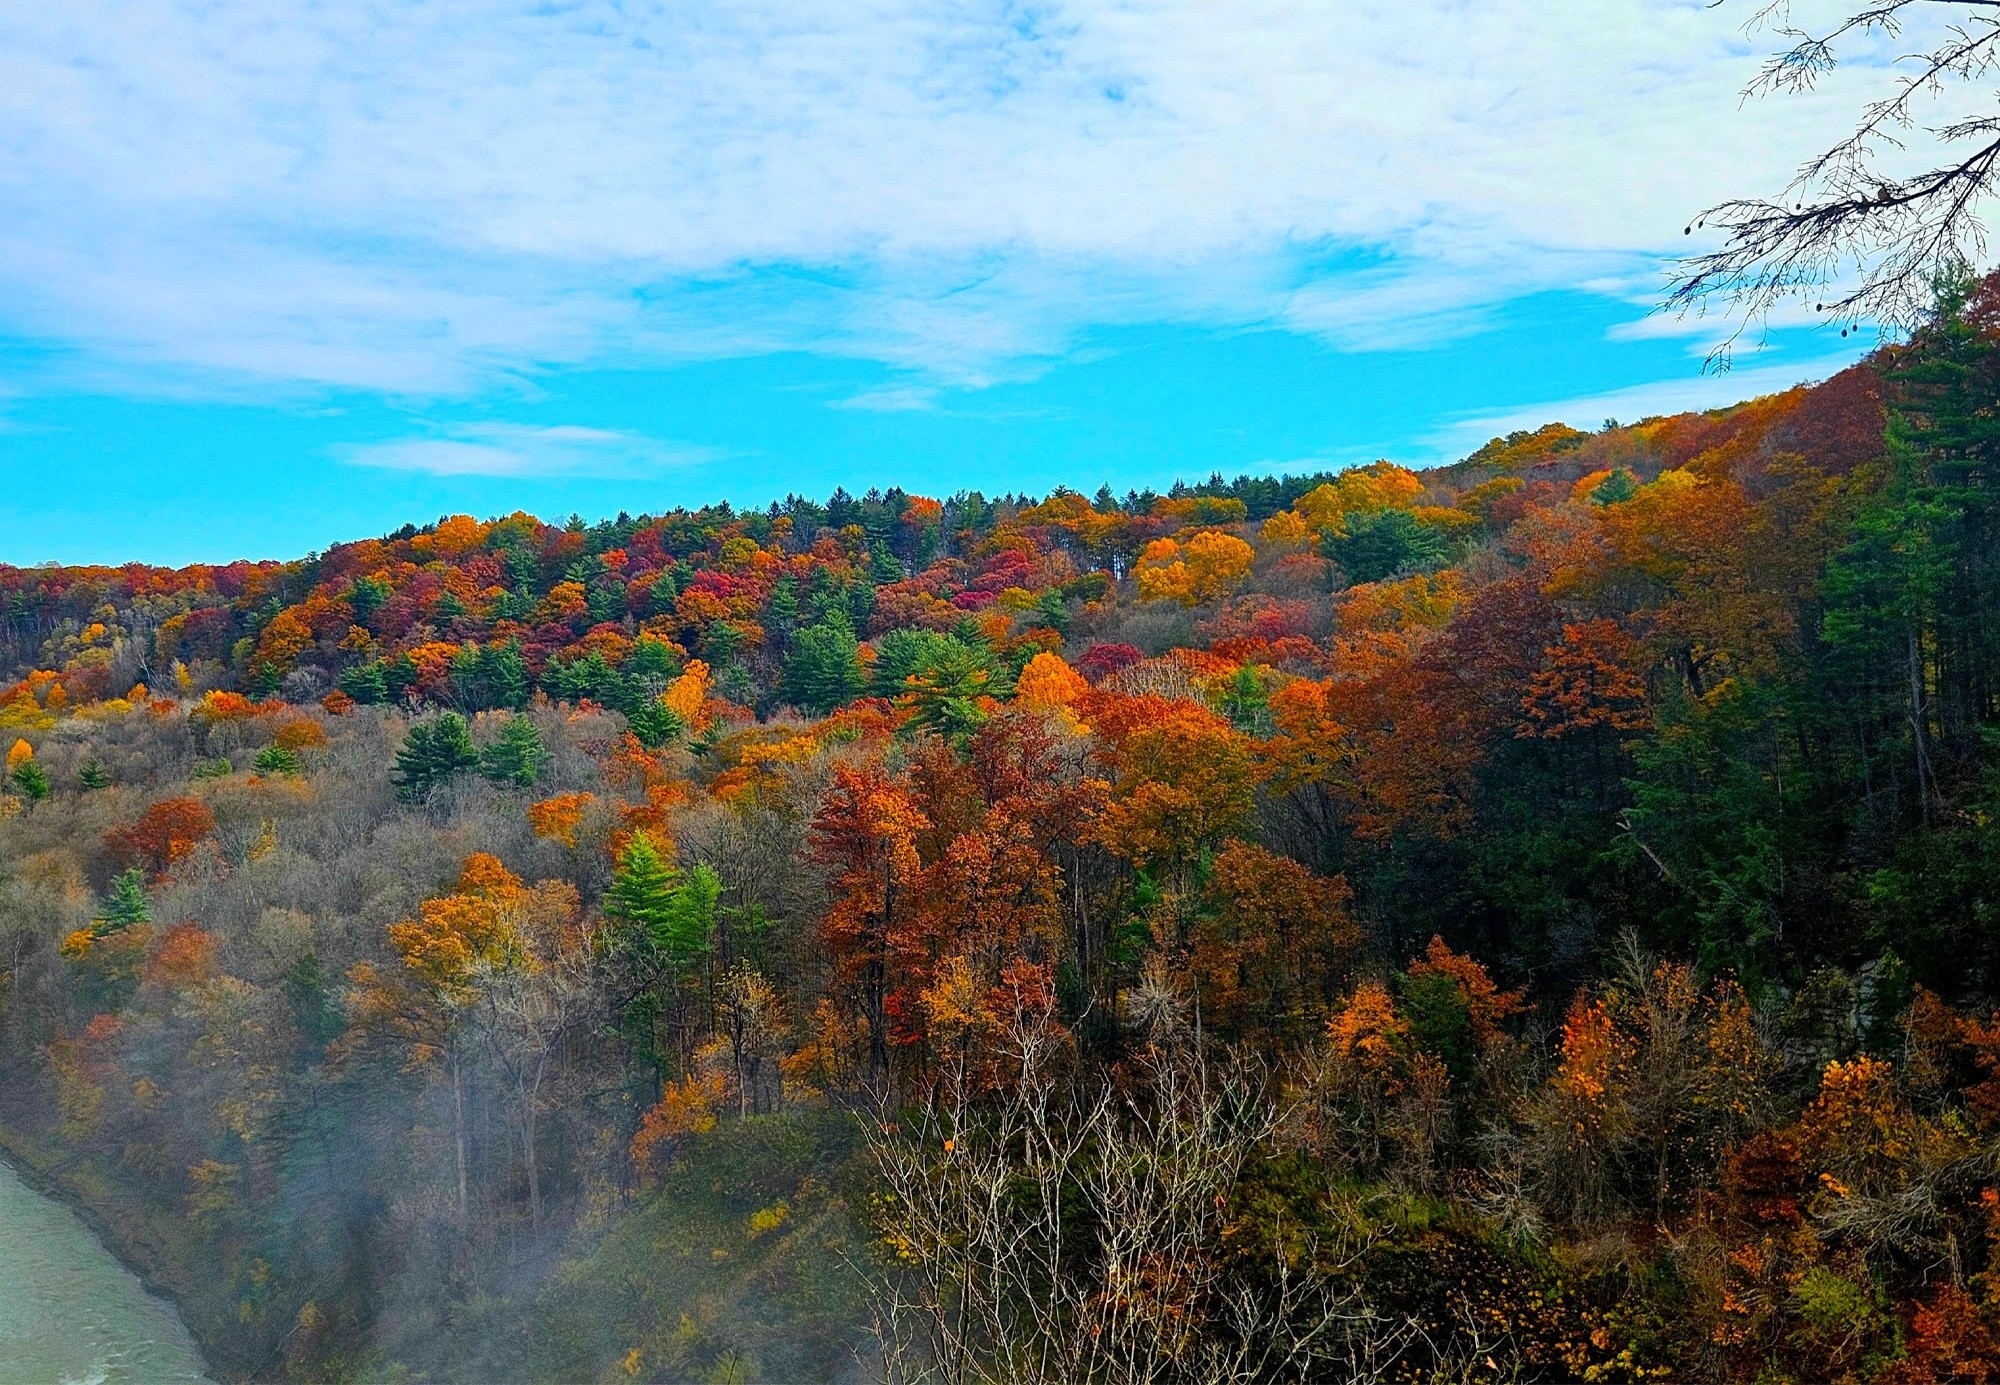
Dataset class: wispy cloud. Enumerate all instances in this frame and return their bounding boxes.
[340,424,723,478]
[0,0,1934,392]
[831,385,942,413]
[1426,356,1867,459]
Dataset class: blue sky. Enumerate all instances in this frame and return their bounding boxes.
[0,0,1901,565]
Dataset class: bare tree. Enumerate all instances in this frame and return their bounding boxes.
[861,990,1409,1385]
[1671,1,2000,355]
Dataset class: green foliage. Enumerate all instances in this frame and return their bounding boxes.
[450,640,530,711]
[1216,663,1271,735]
[868,627,1002,737]
[784,612,867,716]
[253,745,303,777]
[191,756,234,780]
[346,575,391,625]
[9,758,50,801]
[605,835,719,979]
[336,661,389,704]
[766,575,800,638]
[627,633,683,683]
[627,694,686,750]
[77,758,111,790]
[97,868,151,931]
[479,713,551,787]
[392,711,479,801]
[1327,507,1451,583]
[1591,466,1638,506]
[542,649,629,708]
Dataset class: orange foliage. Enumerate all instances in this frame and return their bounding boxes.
[105,797,217,876]
[528,792,596,849]
[146,924,218,988]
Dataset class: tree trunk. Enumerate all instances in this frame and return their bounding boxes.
[452,1043,470,1227]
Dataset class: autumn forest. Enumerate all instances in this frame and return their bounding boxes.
[7,275,2000,1382]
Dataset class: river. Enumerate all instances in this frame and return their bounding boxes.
[0,1158,210,1384]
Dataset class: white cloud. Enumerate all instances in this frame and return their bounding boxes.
[1427,355,1868,459]
[831,385,943,413]
[340,424,723,478]
[0,0,1953,390]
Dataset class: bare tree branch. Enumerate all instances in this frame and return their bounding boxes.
[1670,0,2000,363]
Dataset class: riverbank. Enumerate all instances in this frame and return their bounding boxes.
[0,1119,230,1381]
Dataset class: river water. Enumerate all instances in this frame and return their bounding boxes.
[0,1158,210,1384]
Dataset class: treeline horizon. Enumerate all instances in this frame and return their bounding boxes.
[4,275,2000,1382]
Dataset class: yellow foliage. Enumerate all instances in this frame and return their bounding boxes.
[663,659,711,729]
[747,1201,792,1238]
[1015,651,1090,710]
[1135,530,1255,606]
[1293,462,1426,534]
[1259,510,1310,547]
[6,739,31,773]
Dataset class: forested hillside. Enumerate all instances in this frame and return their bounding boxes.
[5,277,2000,1383]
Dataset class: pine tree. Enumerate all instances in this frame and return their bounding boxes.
[77,758,111,790]
[626,696,686,750]
[479,713,552,787]
[1592,467,1639,506]
[98,868,151,933]
[338,661,390,705]
[784,611,868,715]
[766,575,800,641]
[481,640,531,711]
[392,712,480,801]
[9,759,50,802]
[254,745,304,777]
[628,634,681,685]
[605,834,718,976]
[1218,663,1272,736]
[870,544,905,585]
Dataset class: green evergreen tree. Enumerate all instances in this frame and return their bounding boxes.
[10,759,50,802]
[766,575,800,641]
[504,545,542,595]
[338,661,390,704]
[605,834,719,977]
[647,565,680,614]
[1218,663,1272,736]
[77,758,111,790]
[899,638,997,740]
[870,544,905,584]
[626,695,686,750]
[384,652,421,702]
[479,713,552,787]
[587,578,626,625]
[1327,508,1451,583]
[346,575,391,626]
[392,712,480,802]
[449,640,530,711]
[1592,466,1639,506]
[784,611,868,715]
[702,620,745,664]
[254,745,304,777]
[98,868,151,933]
[627,634,682,684]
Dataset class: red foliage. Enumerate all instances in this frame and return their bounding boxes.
[106,797,217,876]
